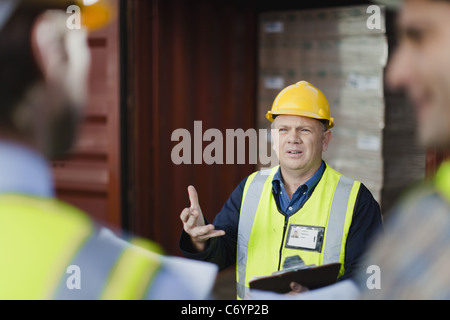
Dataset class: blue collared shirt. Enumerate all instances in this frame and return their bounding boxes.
[271,161,326,215]
[0,141,54,198]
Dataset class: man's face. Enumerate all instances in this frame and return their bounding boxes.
[387,0,450,148]
[271,115,331,174]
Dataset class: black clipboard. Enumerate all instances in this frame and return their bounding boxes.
[249,263,341,294]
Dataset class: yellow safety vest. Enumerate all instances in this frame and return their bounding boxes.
[435,161,450,202]
[0,194,161,299]
[236,163,361,299]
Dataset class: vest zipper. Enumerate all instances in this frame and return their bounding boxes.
[277,215,289,271]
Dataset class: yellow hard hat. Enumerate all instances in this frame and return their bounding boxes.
[76,0,116,32]
[266,81,335,129]
[0,0,115,32]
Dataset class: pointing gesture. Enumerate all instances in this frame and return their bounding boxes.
[180,185,226,252]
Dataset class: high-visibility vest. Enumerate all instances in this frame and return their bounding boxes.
[0,194,162,299]
[236,164,361,299]
[435,161,450,201]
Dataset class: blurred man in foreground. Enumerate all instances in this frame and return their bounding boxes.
[357,0,450,299]
[0,0,217,299]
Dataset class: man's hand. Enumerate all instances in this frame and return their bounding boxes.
[180,185,225,252]
[287,282,309,295]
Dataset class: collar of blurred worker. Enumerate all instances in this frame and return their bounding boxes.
[272,160,326,215]
[0,140,54,198]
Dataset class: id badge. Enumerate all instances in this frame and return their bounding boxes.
[285,224,325,253]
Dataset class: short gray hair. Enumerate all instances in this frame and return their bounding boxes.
[271,116,328,132]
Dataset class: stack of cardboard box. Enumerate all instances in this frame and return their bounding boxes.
[257,5,425,212]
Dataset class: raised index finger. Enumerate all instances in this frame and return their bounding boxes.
[188,185,200,210]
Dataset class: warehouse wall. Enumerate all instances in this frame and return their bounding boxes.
[123,0,257,254]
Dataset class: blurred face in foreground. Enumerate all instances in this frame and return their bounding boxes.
[387,0,450,148]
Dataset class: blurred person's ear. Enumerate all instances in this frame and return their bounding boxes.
[31,10,67,83]
[22,10,90,158]
[31,10,89,99]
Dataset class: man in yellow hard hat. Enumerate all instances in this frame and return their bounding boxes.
[252,0,450,300]
[0,0,217,299]
[179,80,383,299]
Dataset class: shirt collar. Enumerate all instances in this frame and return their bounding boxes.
[0,141,54,198]
[272,160,326,196]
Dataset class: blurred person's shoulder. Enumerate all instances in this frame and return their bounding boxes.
[358,180,450,299]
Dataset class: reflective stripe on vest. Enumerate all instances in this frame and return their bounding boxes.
[53,229,162,300]
[237,166,357,299]
[54,228,160,300]
[237,168,275,299]
[0,194,161,299]
[102,241,162,300]
[322,176,355,265]
[52,231,125,299]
